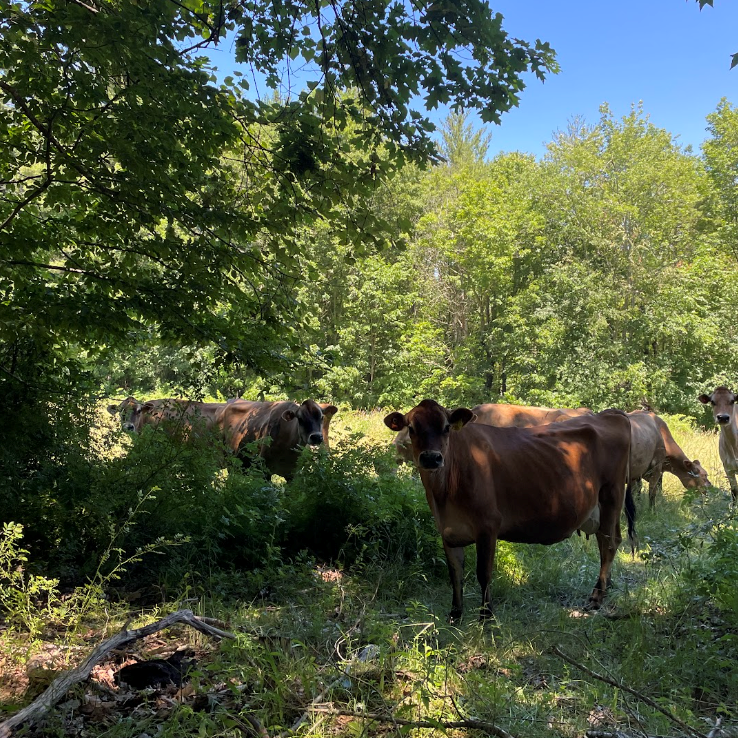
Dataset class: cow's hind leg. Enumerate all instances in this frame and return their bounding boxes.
[587,492,623,609]
[443,542,465,623]
[475,532,498,620]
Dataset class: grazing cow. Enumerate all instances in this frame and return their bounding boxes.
[107,397,226,435]
[391,403,592,467]
[384,400,632,621]
[217,399,337,480]
[699,387,738,499]
[628,411,710,507]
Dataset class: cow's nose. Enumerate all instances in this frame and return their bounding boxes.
[419,450,444,469]
[122,422,135,432]
[717,414,730,425]
[308,432,324,446]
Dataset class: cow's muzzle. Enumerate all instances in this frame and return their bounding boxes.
[418,450,444,470]
[122,422,136,432]
[307,432,324,446]
[717,414,731,425]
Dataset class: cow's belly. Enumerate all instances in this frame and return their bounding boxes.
[499,503,598,545]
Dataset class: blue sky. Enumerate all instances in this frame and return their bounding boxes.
[203,0,738,159]
[482,0,738,158]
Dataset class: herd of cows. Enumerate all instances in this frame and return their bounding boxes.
[107,387,738,622]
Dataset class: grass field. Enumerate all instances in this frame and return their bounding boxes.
[1,410,736,737]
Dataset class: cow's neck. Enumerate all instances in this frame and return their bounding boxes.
[720,416,738,452]
[418,444,460,504]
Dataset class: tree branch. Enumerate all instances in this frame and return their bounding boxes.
[308,706,517,738]
[0,609,235,738]
[551,647,708,738]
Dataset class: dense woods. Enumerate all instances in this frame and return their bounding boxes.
[2,1,738,737]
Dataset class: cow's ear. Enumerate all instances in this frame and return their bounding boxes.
[684,459,695,471]
[322,405,338,418]
[448,407,475,431]
[470,413,478,423]
[282,409,296,422]
[698,394,711,404]
[106,404,119,415]
[142,402,155,411]
[384,412,407,432]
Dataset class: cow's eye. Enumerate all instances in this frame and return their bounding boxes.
[711,400,716,406]
[442,425,450,434]
[408,426,415,436]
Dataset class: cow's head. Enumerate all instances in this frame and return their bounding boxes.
[699,386,737,427]
[384,399,474,471]
[107,396,147,433]
[391,426,414,466]
[682,458,711,490]
[283,400,334,447]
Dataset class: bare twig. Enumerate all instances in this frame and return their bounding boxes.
[551,647,708,738]
[0,609,235,738]
[308,706,517,738]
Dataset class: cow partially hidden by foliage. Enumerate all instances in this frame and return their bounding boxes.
[217,399,337,481]
[107,397,227,436]
[384,400,633,622]
[699,387,738,499]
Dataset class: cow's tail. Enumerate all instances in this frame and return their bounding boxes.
[624,482,637,555]
[624,418,637,555]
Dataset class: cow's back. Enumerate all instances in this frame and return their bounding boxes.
[471,403,592,428]
[627,411,665,479]
[434,411,628,545]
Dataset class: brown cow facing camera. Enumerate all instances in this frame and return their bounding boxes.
[699,386,738,499]
[217,399,337,481]
[384,400,633,622]
[391,403,592,467]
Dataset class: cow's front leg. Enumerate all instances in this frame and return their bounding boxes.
[443,542,465,623]
[647,471,663,509]
[726,468,738,501]
[475,532,497,620]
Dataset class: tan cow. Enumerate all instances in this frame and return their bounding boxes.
[384,400,632,621]
[391,403,592,466]
[318,403,339,450]
[217,399,337,480]
[107,397,227,436]
[628,411,710,507]
[699,386,738,499]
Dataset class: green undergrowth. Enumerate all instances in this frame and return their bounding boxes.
[1,412,737,736]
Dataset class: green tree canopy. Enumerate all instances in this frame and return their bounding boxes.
[0,0,557,395]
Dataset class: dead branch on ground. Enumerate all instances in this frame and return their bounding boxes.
[0,609,235,738]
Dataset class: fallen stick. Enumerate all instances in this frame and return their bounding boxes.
[309,706,517,738]
[0,609,235,738]
[551,647,708,738]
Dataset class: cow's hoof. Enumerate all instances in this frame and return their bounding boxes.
[585,597,602,611]
[447,609,463,624]
[478,606,494,621]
